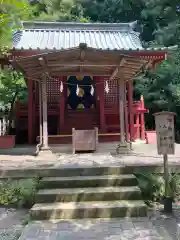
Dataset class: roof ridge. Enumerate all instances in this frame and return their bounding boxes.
[22,28,133,32]
[21,21,137,31]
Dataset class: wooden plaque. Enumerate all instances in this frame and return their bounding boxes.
[154,112,176,155]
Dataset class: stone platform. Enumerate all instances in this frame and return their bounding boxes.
[0,142,180,170]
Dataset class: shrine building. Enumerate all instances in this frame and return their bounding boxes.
[9,21,169,148]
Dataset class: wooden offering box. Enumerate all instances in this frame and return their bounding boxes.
[72,127,98,153]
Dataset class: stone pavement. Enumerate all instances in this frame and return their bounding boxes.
[0,143,180,169]
[0,206,179,240]
[18,205,180,240]
[18,216,178,240]
[0,208,27,240]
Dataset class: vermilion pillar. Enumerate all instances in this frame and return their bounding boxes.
[28,79,33,144]
[136,113,140,139]
[140,95,145,140]
[94,76,106,132]
[127,80,134,141]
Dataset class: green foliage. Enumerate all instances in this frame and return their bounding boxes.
[0,70,27,112]
[136,173,180,204]
[134,47,180,130]
[30,0,89,22]
[22,214,33,226]
[0,177,40,208]
[0,0,32,52]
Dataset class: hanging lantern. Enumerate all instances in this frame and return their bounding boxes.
[76,84,80,96]
[105,81,109,94]
[60,81,63,93]
[90,85,94,96]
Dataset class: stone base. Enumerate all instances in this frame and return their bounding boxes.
[116,142,132,154]
[177,223,180,239]
[35,147,55,158]
[40,146,51,151]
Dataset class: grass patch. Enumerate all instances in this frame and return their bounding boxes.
[22,213,33,226]
[0,177,40,208]
[136,172,180,205]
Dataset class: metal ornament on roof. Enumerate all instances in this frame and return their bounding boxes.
[76,84,80,96]
[60,81,63,93]
[90,85,94,96]
[105,81,109,94]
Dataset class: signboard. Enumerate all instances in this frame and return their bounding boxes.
[154,112,176,155]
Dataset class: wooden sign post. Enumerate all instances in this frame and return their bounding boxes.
[153,111,176,213]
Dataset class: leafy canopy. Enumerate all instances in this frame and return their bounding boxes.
[0,70,27,112]
[0,0,32,52]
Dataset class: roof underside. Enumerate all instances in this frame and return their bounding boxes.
[13,21,143,51]
[12,46,149,81]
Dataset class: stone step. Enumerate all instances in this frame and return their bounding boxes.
[0,166,136,179]
[40,174,137,189]
[36,186,142,203]
[31,200,147,220]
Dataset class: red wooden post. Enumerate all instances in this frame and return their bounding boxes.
[140,95,145,140]
[94,76,106,132]
[28,79,33,144]
[127,80,134,141]
[136,113,140,139]
[58,76,66,133]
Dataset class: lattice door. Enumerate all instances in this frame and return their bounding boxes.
[47,77,61,104]
[104,76,119,108]
[35,77,62,105]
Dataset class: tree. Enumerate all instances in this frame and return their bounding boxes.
[30,0,88,22]
[141,0,180,45]
[134,47,180,129]
[0,70,27,134]
[0,0,31,134]
[0,0,32,53]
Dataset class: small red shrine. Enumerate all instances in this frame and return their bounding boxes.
[9,21,168,147]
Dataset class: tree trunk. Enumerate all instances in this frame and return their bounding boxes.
[5,91,18,135]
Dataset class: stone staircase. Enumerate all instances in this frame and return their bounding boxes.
[30,166,147,220]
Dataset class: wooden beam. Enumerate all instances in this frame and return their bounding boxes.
[121,69,137,74]
[144,60,153,70]
[47,63,118,67]
[38,57,49,75]
[109,58,126,81]
[50,71,112,76]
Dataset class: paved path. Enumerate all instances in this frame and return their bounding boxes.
[18,217,178,240]
[1,143,180,169]
[18,206,180,240]
[0,207,179,240]
[0,208,27,240]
